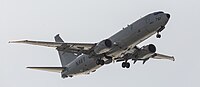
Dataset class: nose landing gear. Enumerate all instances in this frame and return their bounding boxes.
[156,26,165,38]
[156,33,161,38]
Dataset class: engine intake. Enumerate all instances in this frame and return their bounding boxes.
[93,39,113,54]
[148,44,156,53]
[136,44,156,59]
[104,39,112,48]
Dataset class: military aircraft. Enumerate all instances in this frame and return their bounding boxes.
[9,11,174,78]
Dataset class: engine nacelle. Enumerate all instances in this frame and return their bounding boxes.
[136,44,156,59]
[93,39,113,54]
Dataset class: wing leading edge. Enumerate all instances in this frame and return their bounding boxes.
[9,39,96,54]
[9,40,63,47]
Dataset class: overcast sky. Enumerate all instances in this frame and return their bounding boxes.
[1,0,200,87]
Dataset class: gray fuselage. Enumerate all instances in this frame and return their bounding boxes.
[62,11,170,76]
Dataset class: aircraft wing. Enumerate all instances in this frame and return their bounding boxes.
[9,40,96,54]
[27,67,65,73]
[152,53,175,61]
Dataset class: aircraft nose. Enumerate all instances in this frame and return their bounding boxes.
[166,13,170,19]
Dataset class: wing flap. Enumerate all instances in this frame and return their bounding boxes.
[152,53,175,61]
[27,67,65,73]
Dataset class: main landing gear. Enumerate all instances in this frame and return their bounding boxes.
[62,74,73,79]
[96,54,113,65]
[96,59,105,65]
[122,62,130,68]
[62,74,68,79]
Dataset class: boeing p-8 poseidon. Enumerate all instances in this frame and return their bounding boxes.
[10,11,174,78]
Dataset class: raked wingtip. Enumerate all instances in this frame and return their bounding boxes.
[8,41,15,43]
[169,56,175,61]
[8,40,19,43]
[172,57,175,61]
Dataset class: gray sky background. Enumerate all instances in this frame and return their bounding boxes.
[0,0,199,87]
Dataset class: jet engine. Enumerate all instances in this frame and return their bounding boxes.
[136,44,156,59]
[93,39,113,54]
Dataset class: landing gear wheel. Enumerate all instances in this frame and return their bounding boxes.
[122,62,126,68]
[96,59,101,65]
[96,59,105,65]
[62,74,68,79]
[125,62,130,68]
[156,34,161,38]
[122,62,130,68]
[100,60,105,65]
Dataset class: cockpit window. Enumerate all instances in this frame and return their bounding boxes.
[153,12,164,15]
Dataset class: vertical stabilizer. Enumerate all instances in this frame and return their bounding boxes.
[54,34,77,66]
[55,34,64,42]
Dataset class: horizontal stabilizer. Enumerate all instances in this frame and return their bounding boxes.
[27,67,65,73]
[152,53,175,61]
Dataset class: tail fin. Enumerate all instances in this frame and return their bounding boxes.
[54,34,77,66]
[55,34,64,42]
